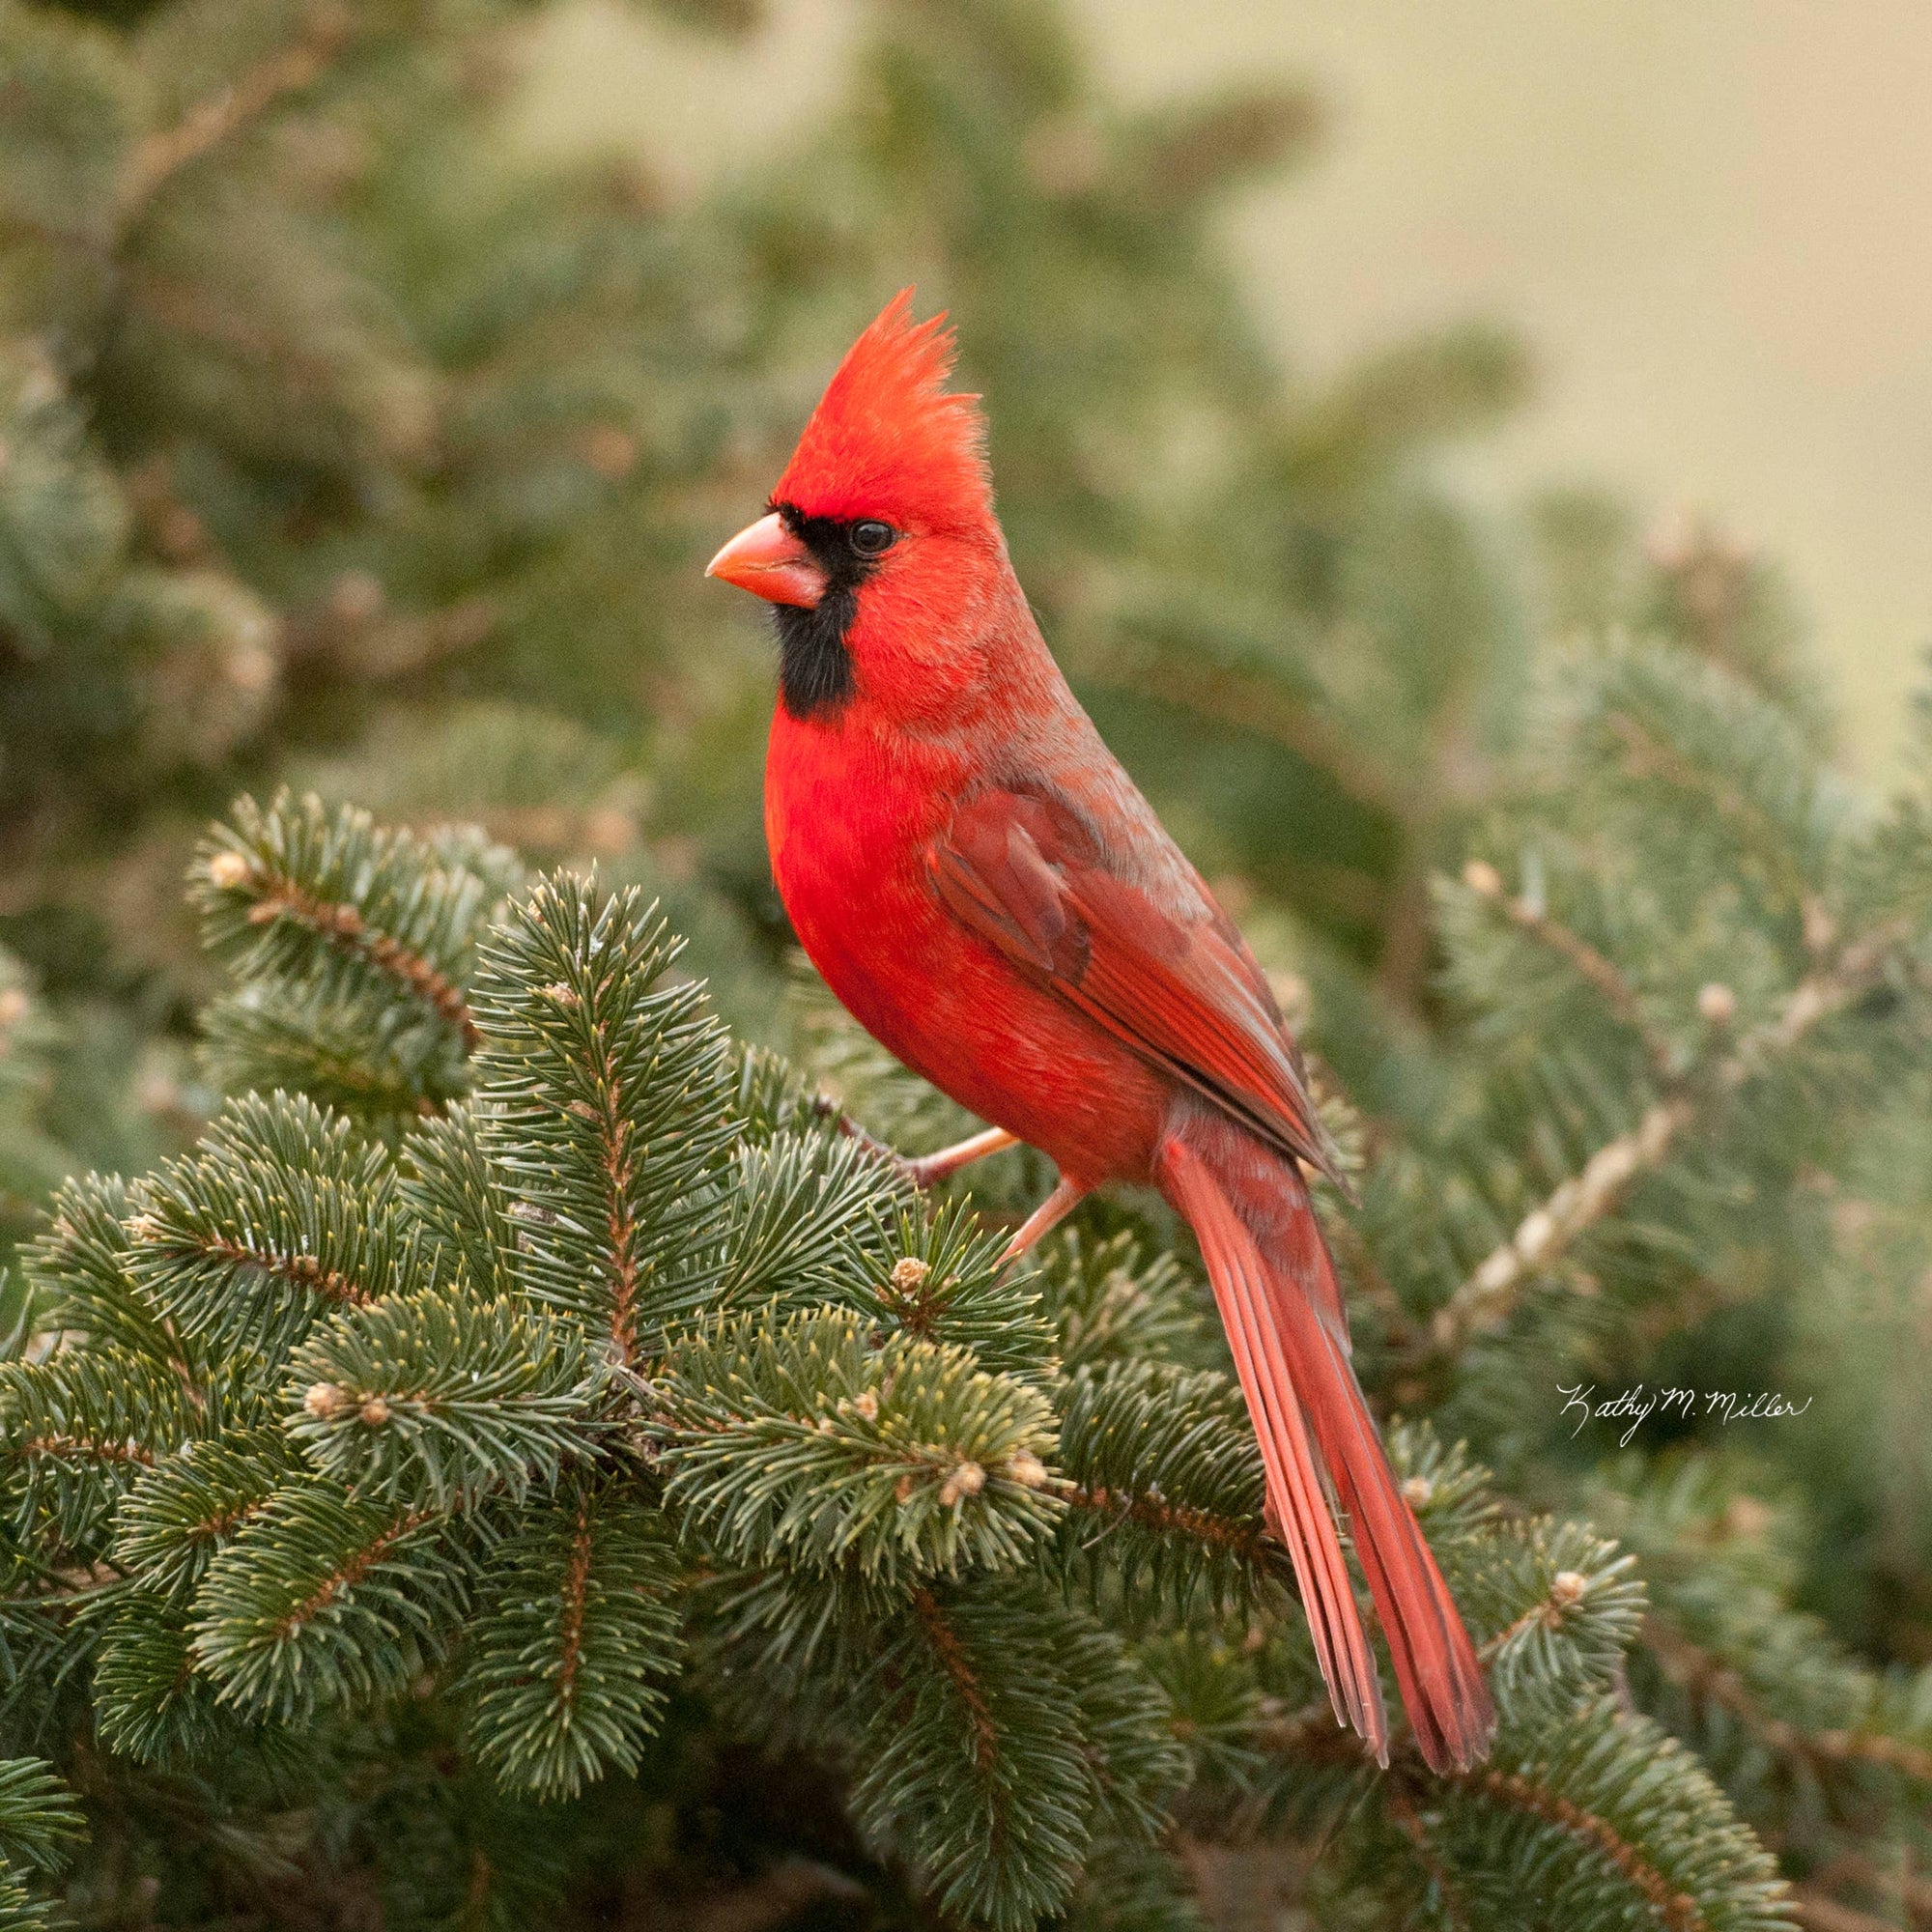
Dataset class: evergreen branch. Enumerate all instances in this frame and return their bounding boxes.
[2,1349,206,1553]
[1380,1422,1501,1547]
[1458,858,1674,1072]
[844,1200,1057,1381]
[1601,709,1821,928]
[1643,1615,1932,1789]
[197,988,461,1130]
[399,1105,522,1302]
[1460,1763,1705,1931]
[286,1288,599,1509]
[661,1132,910,1325]
[112,1431,302,1601]
[126,1093,440,1360]
[1426,1699,1792,1932]
[184,1235,366,1310]
[847,1584,1097,1930]
[119,4,355,217]
[1385,1782,1475,1932]
[469,875,733,1360]
[458,1480,683,1799]
[1034,1229,1208,1373]
[22,1175,197,1384]
[1458,1518,1645,1718]
[912,1585,998,1773]
[13,1435,152,1468]
[192,794,511,1061]
[1050,1361,1283,1617]
[1564,642,1845,927]
[90,1590,250,1766]
[187,1484,469,1719]
[0,1758,82,1877]
[1428,1095,1689,1355]
[1085,651,1422,826]
[238,874,478,1051]
[655,1307,1060,1582]
[1036,1604,1188,1843]
[1428,921,1901,1354]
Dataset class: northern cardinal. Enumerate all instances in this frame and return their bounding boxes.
[705,292,1493,1774]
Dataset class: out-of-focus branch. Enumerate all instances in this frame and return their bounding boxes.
[119,4,355,218]
[1604,707,1827,940]
[1791,1889,1917,1932]
[1426,923,1903,1357]
[1081,651,1423,826]
[1460,858,1674,1072]
[1644,1615,1932,1787]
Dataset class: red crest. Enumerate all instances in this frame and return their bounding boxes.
[773,290,992,534]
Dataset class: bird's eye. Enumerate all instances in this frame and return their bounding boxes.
[849,520,896,557]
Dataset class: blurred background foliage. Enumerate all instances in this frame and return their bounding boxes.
[1,0,1811,1220]
[1,0,1926,1926]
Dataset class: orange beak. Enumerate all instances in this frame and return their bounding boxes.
[704,511,827,609]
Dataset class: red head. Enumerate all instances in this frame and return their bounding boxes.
[706,291,1028,729]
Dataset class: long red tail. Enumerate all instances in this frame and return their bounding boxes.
[1156,1121,1495,1774]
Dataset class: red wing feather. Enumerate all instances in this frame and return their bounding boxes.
[927,788,1343,1187]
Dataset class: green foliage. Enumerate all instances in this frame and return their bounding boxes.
[0,0,1924,1923]
[657,1305,1060,1582]
[0,1756,81,1932]
[457,1478,682,1799]
[127,1089,442,1360]
[468,873,734,1356]
[286,1288,597,1508]
[9,787,1847,1929]
[1053,1360,1279,1619]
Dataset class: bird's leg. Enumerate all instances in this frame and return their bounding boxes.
[816,1101,1017,1192]
[1002,1178,1088,1261]
[905,1126,1018,1189]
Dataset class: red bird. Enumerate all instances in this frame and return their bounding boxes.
[706,292,1494,1774]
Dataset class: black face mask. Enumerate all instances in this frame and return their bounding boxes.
[769,506,897,720]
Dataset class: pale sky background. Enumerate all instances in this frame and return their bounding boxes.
[516,0,1932,779]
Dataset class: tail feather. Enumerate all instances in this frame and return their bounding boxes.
[1159,1139,1387,1762]
[1157,1127,1495,1775]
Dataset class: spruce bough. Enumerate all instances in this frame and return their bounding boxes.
[4,776,1850,1930]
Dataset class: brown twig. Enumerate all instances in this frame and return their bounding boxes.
[1463,1766,1705,1931]
[192,1232,370,1308]
[17,1434,156,1467]
[1248,1695,1352,1758]
[1461,860,1673,1072]
[243,877,479,1049]
[1044,1478,1274,1563]
[1386,1784,1473,1932]
[273,1506,433,1639]
[1426,923,1902,1358]
[554,1500,594,1713]
[910,1588,1000,1777]
[1644,1615,1932,1787]
[1478,1586,1574,1662]
[119,5,355,217]
[1603,709,1824,936]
